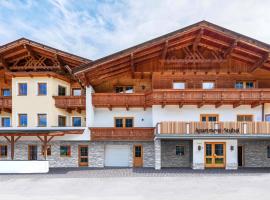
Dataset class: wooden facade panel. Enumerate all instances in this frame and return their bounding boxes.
[158,121,270,135]
[90,127,155,141]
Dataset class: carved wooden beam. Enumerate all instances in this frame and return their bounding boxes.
[23,44,38,59]
[224,39,238,58]
[249,53,269,72]
[160,58,226,64]
[193,28,204,52]
[159,40,169,72]
[0,55,8,70]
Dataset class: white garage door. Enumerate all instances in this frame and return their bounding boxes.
[105,145,129,167]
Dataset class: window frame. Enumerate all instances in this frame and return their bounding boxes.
[237,115,253,122]
[172,82,186,89]
[235,81,255,89]
[200,114,219,122]
[2,88,11,97]
[1,117,11,127]
[115,86,134,93]
[265,114,270,122]
[176,145,185,156]
[18,114,28,127]
[37,114,47,127]
[18,83,27,96]
[58,115,67,127]
[37,82,47,96]
[0,145,8,157]
[72,116,82,127]
[60,145,71,157]
[202,81,215,89]
[114,117,134,128]
[72,88,82,96]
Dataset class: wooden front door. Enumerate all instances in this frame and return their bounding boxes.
[28,145,38,160]
[205,142,226,168]
[78,145,88,167]
[133,145,143,167]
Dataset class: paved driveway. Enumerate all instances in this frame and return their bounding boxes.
[0,168,270,200]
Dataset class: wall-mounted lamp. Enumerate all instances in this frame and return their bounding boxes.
[141,85,146,90]
[198,145,202,151]
[230,146,234,151]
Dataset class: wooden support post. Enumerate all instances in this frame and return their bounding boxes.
[44,136,48,160]
[11,136,14,160]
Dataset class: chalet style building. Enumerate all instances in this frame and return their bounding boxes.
[1,21,270,172]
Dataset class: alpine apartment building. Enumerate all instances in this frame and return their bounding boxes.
[1,21,270,172]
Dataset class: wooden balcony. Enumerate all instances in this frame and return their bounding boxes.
[158,121,270,135]
[92,93,147,110]
[53,96,86,111]
[90,127,155,141]
[149,89,270,108]
[0,97,12,112]
[92,89,270,109]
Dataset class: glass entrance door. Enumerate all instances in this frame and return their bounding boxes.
[205,142,225,168]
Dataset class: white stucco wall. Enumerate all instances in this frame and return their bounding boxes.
[193,139,238,170]
[93,108,153,127]
[152,105,262,126]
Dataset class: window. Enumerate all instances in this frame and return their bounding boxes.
[268,146,270,158]
[38,83,47,95]
[202,82,215,89]
[237,115,253,122]
[58,115,66,127]
[1,117,10,127]
[18,114,27,127]
[2,89,11,96]
[60,145,71,157]
[173,82,185,89]
[42,145,51,156]
[58,85,66,96]
[38,114,47,127]
[72,88,81,96]
[18,83,27,96]
[72,117,82,127]
[114,117,134,128]
[265,114,270,122]
[0,145,7,157]
[235,81,255,89]
[115,86,134,93]
[201,114,219,122]
[176,146,185,156]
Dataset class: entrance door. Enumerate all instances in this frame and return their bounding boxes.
[133,145,143,167]
[28,145,37,160]
[238,146,243,167]
[205,142,225,168]
[78,145,88,167]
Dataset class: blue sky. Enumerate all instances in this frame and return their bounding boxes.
[0,0,270,60]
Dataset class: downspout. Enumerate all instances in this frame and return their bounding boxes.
[262,103,265,121]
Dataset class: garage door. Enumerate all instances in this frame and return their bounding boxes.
[105,145,129,167]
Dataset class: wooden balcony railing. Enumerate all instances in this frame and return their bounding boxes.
[157,121,270,135]
[92,89,270,109]
[90,127,155,141]
[53,96,86,110]
[92,93,147,109]
[0,97,12,111]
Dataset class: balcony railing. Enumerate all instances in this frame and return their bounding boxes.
[90,127,155,141]
[92,93,147,109]
[157,121,270,135]
[53,96,86,110]
[0,97,12,111]
[92,89,270,108]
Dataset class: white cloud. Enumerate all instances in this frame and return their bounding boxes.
[0,0,270,60]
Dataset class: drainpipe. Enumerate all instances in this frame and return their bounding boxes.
[262,103,265,121]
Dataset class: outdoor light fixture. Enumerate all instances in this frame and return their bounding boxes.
[198,145,202,151]
[230,146,234,151]
[141,85,146,90]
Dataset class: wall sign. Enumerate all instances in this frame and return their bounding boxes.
[195,128,240,134]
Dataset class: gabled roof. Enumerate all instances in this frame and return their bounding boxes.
[74,20,270,85]
[0,37,91,71]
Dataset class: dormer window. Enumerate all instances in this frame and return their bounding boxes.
[115,86,134,93]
